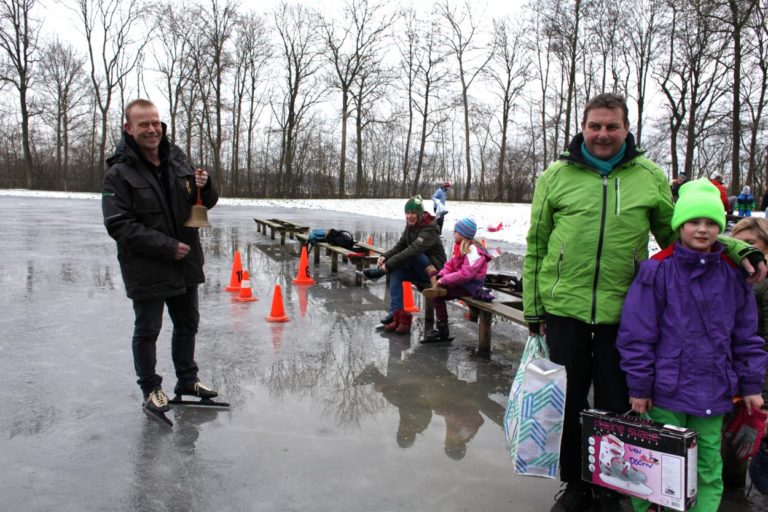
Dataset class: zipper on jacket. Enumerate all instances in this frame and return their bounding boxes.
[615,177,621,215]
[591,176,609,324]
[550,244,565,298]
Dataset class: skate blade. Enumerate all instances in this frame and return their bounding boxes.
[170,396,230,409]
[144,406,173,427]
[420,337,455,344]
[598,473,653,496]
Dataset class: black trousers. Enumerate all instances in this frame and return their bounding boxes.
[545,314,629,484]
[132,286,200,396]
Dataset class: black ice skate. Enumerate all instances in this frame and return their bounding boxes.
[170,381,230,409]
[144,388,173,426]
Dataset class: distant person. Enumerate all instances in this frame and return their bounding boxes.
[431,181,451,233]
[737,186,755,217]
[368,195,447,335]
[422,217,492,344]
[523,92,766,512]
[710,175,732,213]
[670,174,688,202]
[617,178,767,512]
[102,99,220,420]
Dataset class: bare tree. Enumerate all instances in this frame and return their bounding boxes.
[193,0,238,193]
[706,0,757,192]
[0,0,39,188]
[488,17,529,201]
[321,0,394,198]
[622,0,666,148]
[656,1,729,179]
[742,3,768,188]
[439,0,494,200]
[272,1,324,196]
[75,0,147,189]
[152,2,196,145]
[39,39,88,190]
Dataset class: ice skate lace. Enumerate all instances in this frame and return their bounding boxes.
[150,389,169,407]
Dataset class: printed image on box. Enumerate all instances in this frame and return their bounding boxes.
[581,410,698,511]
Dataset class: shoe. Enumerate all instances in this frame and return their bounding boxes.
[551,483,593,512]
[174,380,218,399]
[383,310,402,331]
[394,311,412,334]
[380,311,394,325]
[422,320,451,343]
[363,268,386,281]
[145,388,170,413]
[422,286,447,299]
[595,488,631,512]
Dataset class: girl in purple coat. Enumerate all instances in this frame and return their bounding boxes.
[616,178,767,511]
[422,217,492,343]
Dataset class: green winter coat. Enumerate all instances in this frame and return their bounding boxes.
[523,133,752,325]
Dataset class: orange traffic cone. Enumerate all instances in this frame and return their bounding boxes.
[296,283,310,317]
[225,250,243,291]
[266,284,289,322]
[402,280,420,313]
[366,235,374,255]
[235,270,258,302]
[292,246,315,285]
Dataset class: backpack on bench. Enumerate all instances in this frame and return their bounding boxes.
[306,228,327,255]
[325,229,356,250]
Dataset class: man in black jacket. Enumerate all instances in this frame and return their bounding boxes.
[102,99,219,417]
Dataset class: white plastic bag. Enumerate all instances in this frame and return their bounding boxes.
[504,335,567,478]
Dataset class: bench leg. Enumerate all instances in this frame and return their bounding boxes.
[280,231,286,244]
[314,247,321,264]
[424,297,434,325]
[468,304,479,322]
[289,230,295,240]
[270,227,275,240]
[355,263,363,286]
[331,253,339,273]
[477,311,492,354]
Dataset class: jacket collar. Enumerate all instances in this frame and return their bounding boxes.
[561,132,641,171]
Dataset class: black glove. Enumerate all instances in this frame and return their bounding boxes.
[741,246,767,274]
[528,322,540,335]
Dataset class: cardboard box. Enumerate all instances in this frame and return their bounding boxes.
[581,409,698,511]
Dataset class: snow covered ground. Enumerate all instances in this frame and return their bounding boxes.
[0,188,534,245]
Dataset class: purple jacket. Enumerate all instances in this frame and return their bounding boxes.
[437,244,492,296]
[617,241,767,417]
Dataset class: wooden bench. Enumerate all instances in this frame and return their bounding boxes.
[421,288,525,354]
[253,218,309,244]
[295,233,380,285]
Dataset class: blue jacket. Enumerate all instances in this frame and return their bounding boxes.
[616,242,767,417]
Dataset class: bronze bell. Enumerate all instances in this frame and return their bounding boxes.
[184,178,211,228]
[185,202,211,228]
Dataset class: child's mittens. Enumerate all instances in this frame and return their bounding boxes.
[725,402,768,461]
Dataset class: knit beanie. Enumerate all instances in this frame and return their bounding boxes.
[404,195,424,214]
[671,178,726,232]
[454,217,477,239]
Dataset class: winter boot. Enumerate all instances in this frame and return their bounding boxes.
[144,388,171,413]
[422,320,450,343]
[383,310,402,332]
[394,311,413,334]
[422,286,447,299]
[174,380,218,399]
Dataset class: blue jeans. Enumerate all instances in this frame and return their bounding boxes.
[132,286,200,395]
[388,253,430,313]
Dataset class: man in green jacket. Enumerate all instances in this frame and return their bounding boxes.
[523,93,766,512]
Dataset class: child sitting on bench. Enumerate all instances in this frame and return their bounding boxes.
[422,217,492,343]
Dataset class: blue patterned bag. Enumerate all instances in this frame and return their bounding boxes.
[504,335,567,478]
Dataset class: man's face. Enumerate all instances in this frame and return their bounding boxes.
[125,105,162,154]
[581,107,628,160]
[405,211,418,225]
